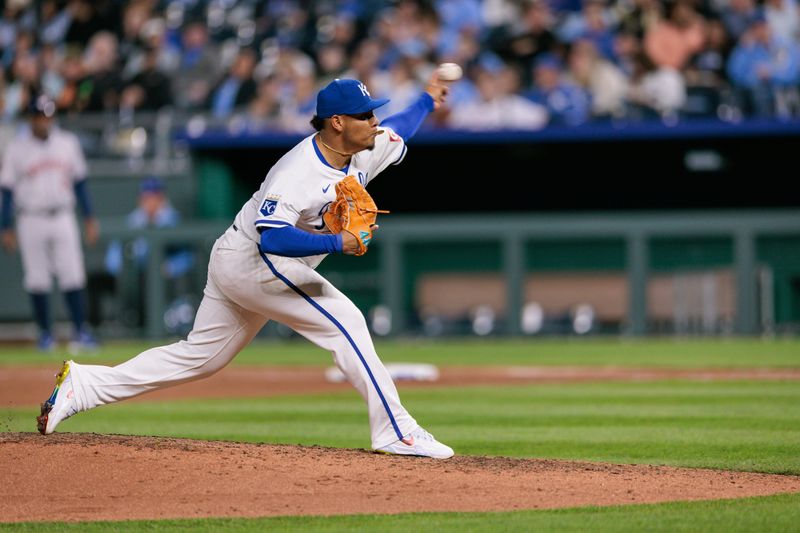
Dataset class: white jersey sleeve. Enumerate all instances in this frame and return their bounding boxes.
[361,126,407,185]
[0,142,18,189]
[253,174,306,231]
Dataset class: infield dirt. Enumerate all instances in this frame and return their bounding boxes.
[3,365,800,523]
[2,432,800,523]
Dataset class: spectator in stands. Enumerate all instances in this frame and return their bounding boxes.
[255,0,313,50]
[5,28,35,71]
[644,0,706,71]
[100,176,194,328]
[687,18,732,88]
[207,47,258,118]
[341,39,384,93]
[683,18,732,116]
[626,51,687,119]
[449,57,549,129]
[374,50,426,119]
[612,30,642,76]
[558,0,617,60]
[53,47,85,113]
[118,1,151,69]
[245,75,282,132]
[121,15,179,81]
[0,0,795,128]
[37,0,71,46]
[567,38,629,119]
[488,0,559,86]
[171,20,223,111]
[39,43,64,101]
[727,11,800,117]
[0,1,35,69]
[315,43,349,85]
[77,31,122,112]
[419,5,457,60]
[437,0,484,39]
[119,45,172,112]
[278,58,318,133]
[2,48,39,119]
[721,0,761,41]
[526,52,592,125]
[764,0,800,42]
[615,0,662,40]
[64,0,104,48]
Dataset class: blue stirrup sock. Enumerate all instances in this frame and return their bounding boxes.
[64,289,87,334]
[30,292,51,335]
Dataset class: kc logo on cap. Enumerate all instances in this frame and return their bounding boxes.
[316,79,390,119]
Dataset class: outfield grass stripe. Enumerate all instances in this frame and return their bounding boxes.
[2,338,800,367]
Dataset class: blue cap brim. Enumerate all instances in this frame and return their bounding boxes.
[353,97,390,115]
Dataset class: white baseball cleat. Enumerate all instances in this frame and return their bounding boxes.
[376,426,454,459]
[37,361,79,435]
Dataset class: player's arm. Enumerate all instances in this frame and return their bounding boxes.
[1,187,16,252]
[74,180,99,246]
[255,182,362,256]
[259,226,345,257]
[71,136,99,245]
[380,94,434,142]
[73,180,94,218]
[379,70,449,142]
[1,149,17,252]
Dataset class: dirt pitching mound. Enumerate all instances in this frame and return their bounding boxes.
[2,433,799,523]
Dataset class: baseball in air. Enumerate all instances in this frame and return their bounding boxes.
[437,63,463,82]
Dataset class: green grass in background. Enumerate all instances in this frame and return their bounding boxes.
[3,493,800,532]
[4,380,799,474]
[1,337,799,367]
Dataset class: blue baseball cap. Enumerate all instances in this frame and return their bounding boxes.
[140,176,164,193]
[315,79,389,118]
[534,53,563,71]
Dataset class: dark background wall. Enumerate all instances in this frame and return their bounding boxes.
[194,128,800,215]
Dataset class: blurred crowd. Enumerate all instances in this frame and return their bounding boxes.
[2,0,799,132]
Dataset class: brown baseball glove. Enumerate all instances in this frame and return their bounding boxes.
[323,175,389,256]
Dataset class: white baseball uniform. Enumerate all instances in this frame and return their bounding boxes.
[65,127,417,449]
[0,126,88,292]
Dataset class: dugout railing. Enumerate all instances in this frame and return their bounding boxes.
[74,209,800,338]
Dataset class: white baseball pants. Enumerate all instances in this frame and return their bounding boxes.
[67,226,417,449]
[17,211,86,292]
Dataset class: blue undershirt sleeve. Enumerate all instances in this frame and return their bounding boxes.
[380,93,435,142]
[260,226,343,257]
[73,180,94,218]
[1,188,13,229]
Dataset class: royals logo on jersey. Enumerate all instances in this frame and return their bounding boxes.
[260,194,280,216]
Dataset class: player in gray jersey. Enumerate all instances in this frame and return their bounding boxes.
[1,95,99,353]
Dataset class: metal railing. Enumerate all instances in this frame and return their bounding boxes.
[95,210,800,338]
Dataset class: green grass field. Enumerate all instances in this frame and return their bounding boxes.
[1,338,799,531]
[1,337,798,367]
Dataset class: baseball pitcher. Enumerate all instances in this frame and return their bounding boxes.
[37,71,455,459]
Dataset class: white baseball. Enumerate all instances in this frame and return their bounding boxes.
[437,62,463,82]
